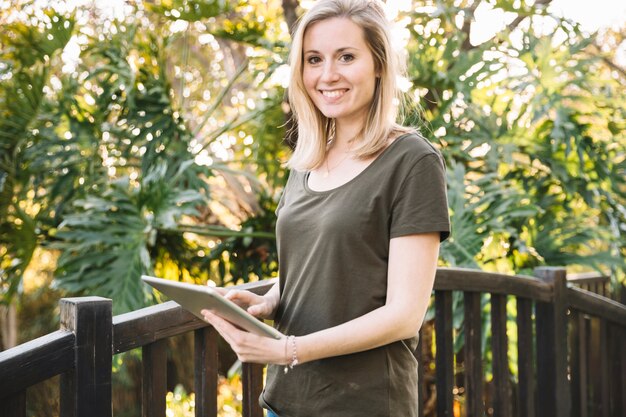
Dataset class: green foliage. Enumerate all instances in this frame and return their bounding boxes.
[145,0,233,22]
[0,6,75,304]
[405,2,626,283]
[206,191,280,284]
[1,0,289,310]
[403,0,626,377]
[2,0,625,328]
[52,161,204,313]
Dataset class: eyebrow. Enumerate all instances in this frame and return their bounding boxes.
[304,47,359,54]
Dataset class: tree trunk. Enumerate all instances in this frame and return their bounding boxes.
[0,302,18,350]
[281,0,300,37]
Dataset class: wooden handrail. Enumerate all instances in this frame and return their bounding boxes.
[567,286,626,326]
[567,272,610,284]
[0,330,74,397]
[113,301,205,354]
[435,267,553,301]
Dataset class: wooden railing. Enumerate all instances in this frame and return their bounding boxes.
[567,272,615,299]
[0,268,624,417]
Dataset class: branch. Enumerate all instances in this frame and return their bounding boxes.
[466,0,554,50]
[282,0,300,38]
[590,41,626,79]
[504,0,552,34]
[461,0,484,51]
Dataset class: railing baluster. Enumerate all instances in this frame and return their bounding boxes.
[614,284,625,415]
[194,327,219,417]
[142,339,167,417]
[608,323,618,416]
[589,317,601,416]
[599,319,609,417]
[435,290,454,417]
[570,311,587,417]
[516,297,534,417]
[242,363,264,417]
[464,291,483,417]
[5,389,26,417]
[613,324,626,417]
[491,294,511,417]
[580,315,590,417]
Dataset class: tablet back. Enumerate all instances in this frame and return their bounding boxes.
[141,275,283,339]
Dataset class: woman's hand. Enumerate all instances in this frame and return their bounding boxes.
[224,289,278,320]
[211,284,280,320]
[201,309,288,365]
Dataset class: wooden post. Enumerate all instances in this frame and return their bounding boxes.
[435,290,454,417]
[142,339,167,417]
[464,291,483,417]
[194,327,219,417]
[59,297,112,417]
[242,363,264,417]
[534,267,570,417]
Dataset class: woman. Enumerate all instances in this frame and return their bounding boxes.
[202,1,450,415]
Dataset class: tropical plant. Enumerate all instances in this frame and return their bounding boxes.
[1,0,292,315]
[1,7,76,306]
[405,1,626,284]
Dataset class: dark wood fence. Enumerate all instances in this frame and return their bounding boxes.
[1,267,624,417]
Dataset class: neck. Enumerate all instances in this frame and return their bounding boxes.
[332,119,364,150]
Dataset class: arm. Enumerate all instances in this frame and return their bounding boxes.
[296,232,439,363]
[202,232,440,365]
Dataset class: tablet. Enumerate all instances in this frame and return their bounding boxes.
[141,275,283,340]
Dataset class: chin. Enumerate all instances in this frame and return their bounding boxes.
[317,107,345,120]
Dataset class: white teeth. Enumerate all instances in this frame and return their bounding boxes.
[321,90,347,98]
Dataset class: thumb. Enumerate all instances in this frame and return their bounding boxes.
[247,304,264,317]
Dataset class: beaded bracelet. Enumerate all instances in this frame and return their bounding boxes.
[284,335,299,374]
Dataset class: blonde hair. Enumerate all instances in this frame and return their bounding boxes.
[286,0,412,171]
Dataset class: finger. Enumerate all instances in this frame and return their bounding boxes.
[201,311,240,345]
[247,304,267,317]
[224,289,241,300]
[211,287,229,296]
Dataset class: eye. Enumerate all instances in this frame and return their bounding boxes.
[306,55,322,65]
[339,54,355,63]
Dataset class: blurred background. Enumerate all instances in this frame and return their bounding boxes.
[1,0,625,415]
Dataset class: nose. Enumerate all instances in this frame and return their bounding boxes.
[320,61,340,83]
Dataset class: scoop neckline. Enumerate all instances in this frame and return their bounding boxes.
[303,132,413,195]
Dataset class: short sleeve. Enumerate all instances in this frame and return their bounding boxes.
[275,170,293,216]
[389,153,450,241]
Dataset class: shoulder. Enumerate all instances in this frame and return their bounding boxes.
[387,132,444,169]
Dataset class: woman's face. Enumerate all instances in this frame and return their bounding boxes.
[302,17,378,129]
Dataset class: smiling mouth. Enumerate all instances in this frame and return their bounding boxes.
[320,89,348,98]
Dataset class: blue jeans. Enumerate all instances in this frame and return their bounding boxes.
[266,410,279,417]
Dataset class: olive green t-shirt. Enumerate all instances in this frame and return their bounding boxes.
[261,133,450,417]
